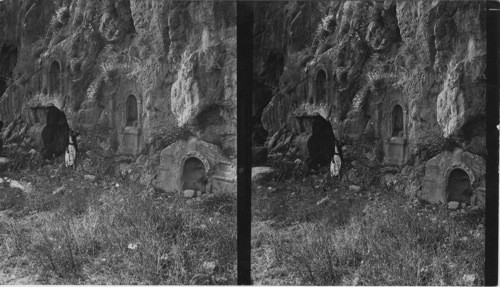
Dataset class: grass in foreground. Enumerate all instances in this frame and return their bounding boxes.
[0,149,236,284]
[252,159,484,285]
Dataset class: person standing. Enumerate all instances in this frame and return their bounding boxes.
[65,130,78,168]
[330,140,343,177]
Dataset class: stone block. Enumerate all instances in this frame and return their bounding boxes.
[183,189,196,198]
[349,185,361,192]
[84,174,97,181]
[447,201,460,210]
[251,166,274,184]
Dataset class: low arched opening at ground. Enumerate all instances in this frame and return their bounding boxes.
[181,157,207,193]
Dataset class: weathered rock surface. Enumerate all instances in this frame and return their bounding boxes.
[251,166,274,184]
[0,1,236,190]
[254,1,485,168]
[253,1,485,205]
[7,179,33,193]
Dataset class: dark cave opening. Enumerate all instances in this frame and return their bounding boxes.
[307,115,336,169]
[41,106,69,159]
[182,157,207,193]
[446,168,472,204]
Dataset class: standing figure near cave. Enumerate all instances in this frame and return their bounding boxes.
[65,130,78,169]
[330,140,343,177]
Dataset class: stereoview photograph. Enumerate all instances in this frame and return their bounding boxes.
[0,0,236,284]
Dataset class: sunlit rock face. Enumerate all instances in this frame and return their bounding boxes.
[253,1,485,204]
[0,1,236,189]
[253,1,485,162]
[437,63,466,138]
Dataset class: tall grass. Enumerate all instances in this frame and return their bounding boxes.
[257,193,484,285]
[4,185,236,284]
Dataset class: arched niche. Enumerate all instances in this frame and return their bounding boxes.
[181,157,208,193]
[49,60,61,95]
[315,69,327,104]
[445,168,472,204]
[126,94,138,127]
[392,104,404,137]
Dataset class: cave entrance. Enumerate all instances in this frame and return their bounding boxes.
[446,168,472,204]
[41,106,69,159]
[315,70,326,104]
[307,115,335,169]
[182,157,207,193]
[49,60,61,95]
[392,104,403,137]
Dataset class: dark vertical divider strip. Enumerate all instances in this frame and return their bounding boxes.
[485,1,499,286]
[237,2,253,285]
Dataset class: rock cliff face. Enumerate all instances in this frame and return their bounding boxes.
[254,1,486,204]
[0,0,236,193]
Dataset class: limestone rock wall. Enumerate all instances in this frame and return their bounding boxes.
[0,0,236,190]
[255,1,485,157]
[254,1,486,203]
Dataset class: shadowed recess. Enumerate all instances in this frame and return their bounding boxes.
[446,168,472,204]
[307,115,335,169]
[41,106,69,159]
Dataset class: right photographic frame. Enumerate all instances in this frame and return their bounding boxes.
[250,1,493,285]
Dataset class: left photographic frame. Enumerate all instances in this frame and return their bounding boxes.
[0,1,237,284]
